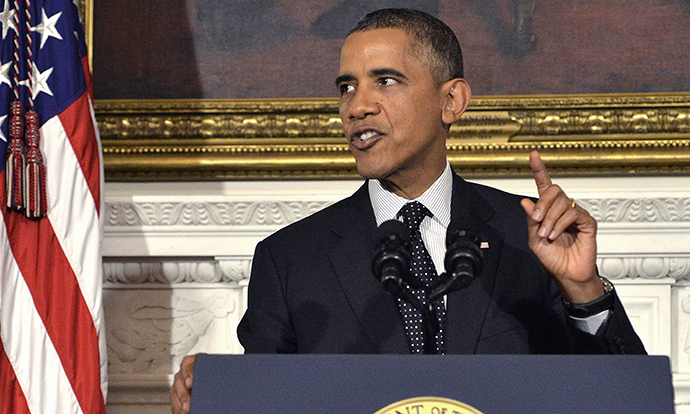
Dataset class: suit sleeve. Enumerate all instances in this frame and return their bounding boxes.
[563,290,647,354]
[237,239,298,353]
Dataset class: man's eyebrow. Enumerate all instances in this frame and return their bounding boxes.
[335,74,355,87]
[370,68,407,80]
[335,68,408,87]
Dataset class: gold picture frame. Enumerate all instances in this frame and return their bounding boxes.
[86,2,690,181]
[96,94,690,181]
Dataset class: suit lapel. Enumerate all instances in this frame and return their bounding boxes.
[444,173,506,354]
[325,183,410,354]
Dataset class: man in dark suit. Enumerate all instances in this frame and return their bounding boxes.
[171,8,645,413]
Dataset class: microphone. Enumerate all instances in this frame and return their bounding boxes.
[372,220,421,305]
[429,229,483,301]
[372,220,440,353]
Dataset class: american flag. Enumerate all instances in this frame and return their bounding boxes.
[0,0,107,413]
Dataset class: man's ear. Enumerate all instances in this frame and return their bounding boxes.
[441,79,472,125]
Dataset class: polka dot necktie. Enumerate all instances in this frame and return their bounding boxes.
[397,201,446,354]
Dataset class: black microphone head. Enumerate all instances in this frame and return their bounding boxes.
[445,228,480,247]
[375,219,410,245]
[443,228,483,291]
[372,219,424,289]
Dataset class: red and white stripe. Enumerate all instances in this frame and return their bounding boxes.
[0,56,106,414]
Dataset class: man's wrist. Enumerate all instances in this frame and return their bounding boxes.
[563,277,615,318]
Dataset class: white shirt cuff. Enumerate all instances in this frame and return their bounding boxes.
[570,310,611,335]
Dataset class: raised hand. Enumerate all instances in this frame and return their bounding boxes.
[520,151,604,303]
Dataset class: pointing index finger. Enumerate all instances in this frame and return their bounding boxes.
[529,150,552,195]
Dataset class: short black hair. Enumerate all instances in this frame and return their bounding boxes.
[349,8,464,85]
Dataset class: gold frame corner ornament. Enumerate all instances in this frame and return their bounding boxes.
[96,93,690,181]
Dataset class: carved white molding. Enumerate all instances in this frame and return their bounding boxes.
[104,197,690,228]
[102,256,690,285]
[105,200,331,227]
[104,259,252,284]
[102,197,690,257]
[579,198,690,222]
[104,286,245,377]
[599,257,690,280]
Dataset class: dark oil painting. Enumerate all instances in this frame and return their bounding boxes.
[92,0,690,99]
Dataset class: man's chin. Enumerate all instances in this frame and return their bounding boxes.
[355,164,389,181]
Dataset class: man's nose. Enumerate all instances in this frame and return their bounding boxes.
[347,86,380,120]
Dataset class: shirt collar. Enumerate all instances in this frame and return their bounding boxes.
[369,161,453,227]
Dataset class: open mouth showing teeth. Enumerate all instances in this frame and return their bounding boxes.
[359,131,377,142]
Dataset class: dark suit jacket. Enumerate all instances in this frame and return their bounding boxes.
[237,172,646,355]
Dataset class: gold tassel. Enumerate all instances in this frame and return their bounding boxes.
[5,100,25,210]
[23,110,46,218]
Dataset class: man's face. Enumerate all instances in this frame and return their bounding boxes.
[336,28,450,197]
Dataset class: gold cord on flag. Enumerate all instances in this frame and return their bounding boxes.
[4,0,48,218]
[5,0,25,211]
[24,109,46,217]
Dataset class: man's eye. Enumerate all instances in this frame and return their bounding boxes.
[339,84,355,95]
[379,77,397,86]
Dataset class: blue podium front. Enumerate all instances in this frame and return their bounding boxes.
[190,354,673,413]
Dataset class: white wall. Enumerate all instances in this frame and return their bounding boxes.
[102,175,690,413]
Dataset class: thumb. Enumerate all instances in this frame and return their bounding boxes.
[521,197,535,217]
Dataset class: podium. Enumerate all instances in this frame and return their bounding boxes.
[190,354,673,413]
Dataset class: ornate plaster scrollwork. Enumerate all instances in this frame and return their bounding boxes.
[106,289,241,374]
[579,198,690,222]
[217,259,252,283]
[105,200,331,226]
[104,197,690,228]
[598,257,690,280]
[103,259,252,284]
